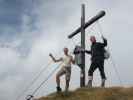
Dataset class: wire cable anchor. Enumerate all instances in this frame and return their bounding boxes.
[26,95,34,100]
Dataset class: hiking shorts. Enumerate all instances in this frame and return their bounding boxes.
[88,60,106,79]
[56,67,71,81]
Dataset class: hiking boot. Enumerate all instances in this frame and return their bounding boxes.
[87,80,92,88]
[64,89,69,96]
[101,79,106,87]
[56,86,62,92]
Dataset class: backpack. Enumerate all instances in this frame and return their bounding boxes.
[104,49,110,59]
[73,45,83,66]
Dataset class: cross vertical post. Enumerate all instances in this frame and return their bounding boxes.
[80,4,85,87]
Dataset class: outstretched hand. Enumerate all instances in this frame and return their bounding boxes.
[81,48,85,52]
[101,35,106,40]
[49,53,53,57]
[101,35,104,39]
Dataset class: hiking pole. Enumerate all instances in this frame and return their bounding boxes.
[28,62,63,98]
[96,21,123,86]
[26,95,34,100]
[16,60,53,100]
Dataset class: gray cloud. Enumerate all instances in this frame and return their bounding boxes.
[0,0,133,100]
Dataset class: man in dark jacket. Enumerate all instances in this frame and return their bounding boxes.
[85,35,107,87]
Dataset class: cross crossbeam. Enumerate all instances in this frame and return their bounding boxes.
[68,10,105,39]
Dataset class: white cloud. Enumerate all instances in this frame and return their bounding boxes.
[0,0,133,100]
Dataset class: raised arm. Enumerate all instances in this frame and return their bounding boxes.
[85,50,91,55]
[73,48,91,55]
[49,53,63,62]
[70,56,75,64]
[102,36,107,47]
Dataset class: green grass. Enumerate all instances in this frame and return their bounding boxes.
[36,87,133,100]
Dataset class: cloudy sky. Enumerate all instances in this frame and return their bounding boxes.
[0,0,133,100]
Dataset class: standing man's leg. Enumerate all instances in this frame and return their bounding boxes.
[88,62,97,87]
[98,61,106,87]
[65,67,71,92]
[56,68,65,92]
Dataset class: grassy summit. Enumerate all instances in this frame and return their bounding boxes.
[36,87,133,100]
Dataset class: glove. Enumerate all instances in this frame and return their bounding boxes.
[101,35,106,40]
[80,48,85,52]
[49,53,53,57]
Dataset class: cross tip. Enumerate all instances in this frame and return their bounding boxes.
[100,10,106,15]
